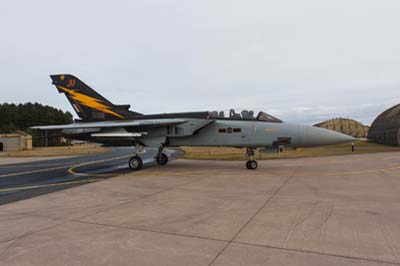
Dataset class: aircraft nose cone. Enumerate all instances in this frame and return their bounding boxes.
[301,126,355,147]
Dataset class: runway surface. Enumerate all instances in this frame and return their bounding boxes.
[0,147,180,205]
[1,151,400,266]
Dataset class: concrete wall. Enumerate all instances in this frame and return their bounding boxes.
[0,137,21,152]
[0,134,33,152]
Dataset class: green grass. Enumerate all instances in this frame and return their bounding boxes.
[181,141,400,161]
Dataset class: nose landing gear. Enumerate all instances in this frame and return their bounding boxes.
[245,147,258,170]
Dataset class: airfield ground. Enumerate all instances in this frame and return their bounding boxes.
[1,150,400,265]
[2,140,398,161]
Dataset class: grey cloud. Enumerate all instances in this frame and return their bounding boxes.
[1,0,400,125]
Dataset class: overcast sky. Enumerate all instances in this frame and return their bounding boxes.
[1,0,400,125]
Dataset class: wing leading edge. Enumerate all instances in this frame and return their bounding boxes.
[30,118,188,130]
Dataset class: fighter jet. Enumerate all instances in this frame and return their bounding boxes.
[32,74,354,170]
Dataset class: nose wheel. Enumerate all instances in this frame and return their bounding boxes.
[246,160,258,170]
[245,147,258,170]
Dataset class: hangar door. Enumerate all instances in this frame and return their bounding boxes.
[398,129,400,146]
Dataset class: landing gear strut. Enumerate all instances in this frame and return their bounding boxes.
[155,146,168,166]
[245,147,258,170]
[129,144,145,171]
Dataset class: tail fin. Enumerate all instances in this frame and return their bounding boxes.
[50,74,142,121]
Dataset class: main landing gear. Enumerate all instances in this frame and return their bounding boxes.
[245,147,258,170]
[129,155,143,171]
[129,144,145,171]
[128,144,169,171]
[155,146,168,166]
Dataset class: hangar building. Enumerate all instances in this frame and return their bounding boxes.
[0,131,33,152]
[368,104,400,146]
[314,118,369,138]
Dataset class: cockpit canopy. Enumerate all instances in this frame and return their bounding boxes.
[209,109,282,123]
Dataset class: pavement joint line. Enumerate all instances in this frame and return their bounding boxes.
[0,172,153,221]
[0,178,103,192]
[1,212,400,266]
[0,209,67,223]
[207,173,296,266]
[232,241,400,266]
[35,218,400,266]
[74,174,212,222]
[0,220,69,257]
[72,219,228,244]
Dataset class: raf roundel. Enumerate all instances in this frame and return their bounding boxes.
[227,127,233,134]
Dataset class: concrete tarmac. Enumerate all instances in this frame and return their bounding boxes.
[1,151,400,265]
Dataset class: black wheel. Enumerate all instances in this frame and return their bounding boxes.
[246,160,251,169]
[156,153,168,166]
[129,156,143,171]
[246,160,257,170]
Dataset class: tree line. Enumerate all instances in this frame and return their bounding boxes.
[0,102,73,134]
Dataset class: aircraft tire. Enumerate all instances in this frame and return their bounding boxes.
[156,153,168,166]
[129,156,143,171]
[246,160,257,170]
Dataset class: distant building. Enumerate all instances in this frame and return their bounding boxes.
[368,104,400,146]
[314,118,369,138]
[32,129,69,147]
[0,131,33,152]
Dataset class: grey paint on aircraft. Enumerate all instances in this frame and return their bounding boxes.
[168,120,353,148]
[32,74,355,170]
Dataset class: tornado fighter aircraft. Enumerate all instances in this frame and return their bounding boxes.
[32,74,354,170]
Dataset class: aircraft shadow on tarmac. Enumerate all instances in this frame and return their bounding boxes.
[0,148,182,205]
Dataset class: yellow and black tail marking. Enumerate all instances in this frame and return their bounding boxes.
[50,74,143,121]
[57,85,125,119]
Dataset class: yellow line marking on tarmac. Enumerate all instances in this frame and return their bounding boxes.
[0,155,132,192]
[0,178,102,192]
[0,164,73,178]
[0,162,72,169]
[67,154,131,177]
[0,154,130,179]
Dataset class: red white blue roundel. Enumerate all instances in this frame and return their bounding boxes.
[227,127,233,134]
